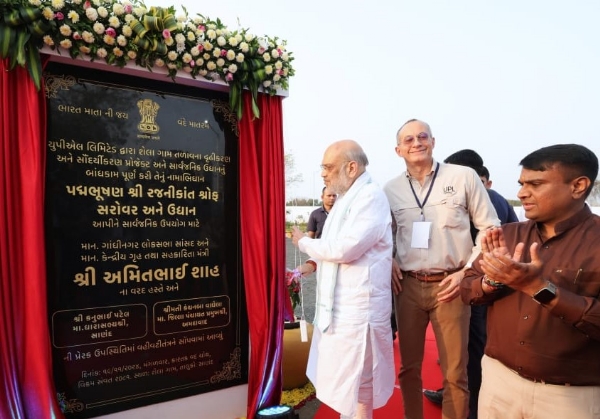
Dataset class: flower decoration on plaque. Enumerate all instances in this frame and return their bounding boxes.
[0,0,295,119]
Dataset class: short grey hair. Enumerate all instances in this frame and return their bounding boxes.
[395,118,433,141]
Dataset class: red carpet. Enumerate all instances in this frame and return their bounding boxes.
[314,324,442,419]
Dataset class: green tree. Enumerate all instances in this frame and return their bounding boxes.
[285,151,303,201]
[285,151,302,188]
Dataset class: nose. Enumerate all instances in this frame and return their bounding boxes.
[517,185,528,200]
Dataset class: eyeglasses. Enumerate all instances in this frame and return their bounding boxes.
[398,132,430,145]
[320,161,351,172]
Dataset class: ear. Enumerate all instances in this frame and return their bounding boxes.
[347,160,358,176]
[394,145,404,158]
[571,176,591,199]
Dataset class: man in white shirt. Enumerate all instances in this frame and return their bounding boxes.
[292,139,395,419]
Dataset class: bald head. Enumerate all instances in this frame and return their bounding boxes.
[321,140,369,195]
[324,140,369,170]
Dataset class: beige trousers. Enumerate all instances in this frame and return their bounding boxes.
[394,277,470,419]
[479,355,600,419]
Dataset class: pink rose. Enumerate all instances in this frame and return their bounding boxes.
[189,61,195,67]
[221,49,227,57]
[55,12,64,20]
[124,4,132,13]
[225,73,233,82]
[73,32,81,40]
[84,1,91,9]
[198,25,205,32]
[257,47,265,54]
[162,29,171,39]
[105,27,116,37]
[285,269,301,286]
[198,44,204,52]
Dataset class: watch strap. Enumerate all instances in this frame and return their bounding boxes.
[532,281,557,304]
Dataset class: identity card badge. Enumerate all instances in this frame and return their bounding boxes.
[411,221,432,248]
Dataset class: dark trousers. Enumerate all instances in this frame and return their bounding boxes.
[467,304,487,419]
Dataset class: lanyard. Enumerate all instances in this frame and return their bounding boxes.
[408,162,440,221]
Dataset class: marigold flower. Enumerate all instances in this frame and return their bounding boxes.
[59,24,72,37]
[51,0,65,10]
[108,16,120,28]
[112,4,125,16]
[60,39,73,49]
[67,11,79,23]
[85,8,98,21]
[93,22,105,35]
[43,35,54,46]
[42,7,54,20]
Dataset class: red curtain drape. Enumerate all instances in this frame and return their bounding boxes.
[0,59,62,418]
[238,91,287,419]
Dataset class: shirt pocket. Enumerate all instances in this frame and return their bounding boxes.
[430,197,468,229]
[552,268,600,297]
[392,205,419,237]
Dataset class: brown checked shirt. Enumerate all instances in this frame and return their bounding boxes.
[461,205,600,385]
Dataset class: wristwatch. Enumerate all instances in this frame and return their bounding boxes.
[532,281,557,304]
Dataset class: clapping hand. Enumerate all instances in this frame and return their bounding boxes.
[479,227,544,294]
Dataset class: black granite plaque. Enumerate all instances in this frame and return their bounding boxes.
[44,62,247,418]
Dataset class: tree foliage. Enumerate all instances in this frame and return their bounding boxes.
[285,198,316,206]
[284,151,303,202]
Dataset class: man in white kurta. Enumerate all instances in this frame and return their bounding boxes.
[292,140,395,419]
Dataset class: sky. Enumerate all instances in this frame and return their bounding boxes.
[153,0,600,202]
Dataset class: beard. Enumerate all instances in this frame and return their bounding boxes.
[328,169,353,195]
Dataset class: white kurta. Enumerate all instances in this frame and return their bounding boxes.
[298,172,395,417]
